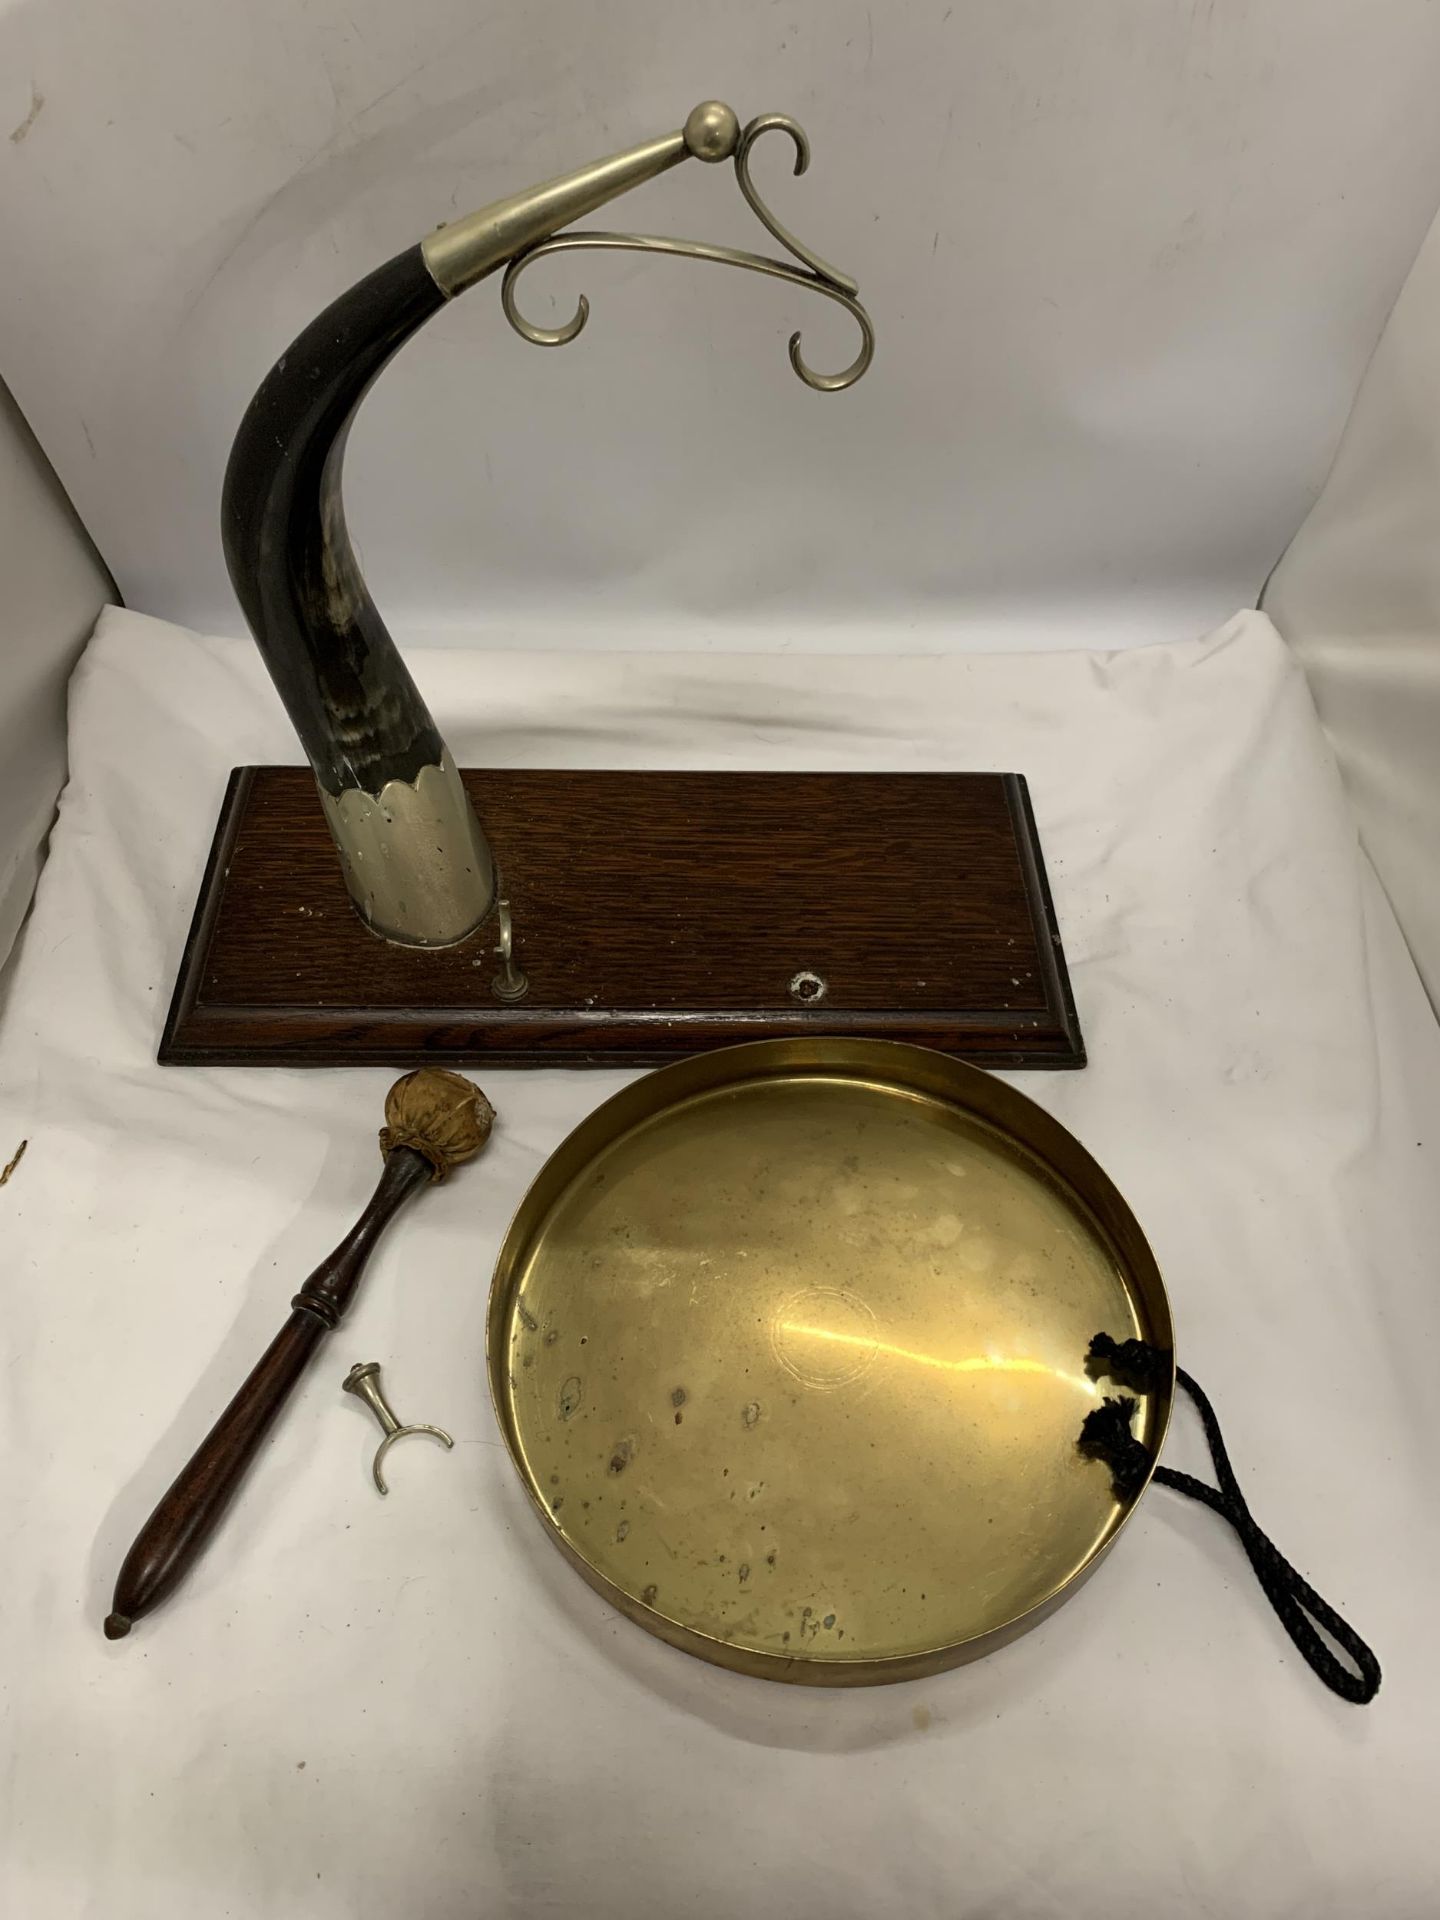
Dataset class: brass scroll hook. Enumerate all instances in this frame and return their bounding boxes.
[499,105,874,393]
[343,1361,454,1495]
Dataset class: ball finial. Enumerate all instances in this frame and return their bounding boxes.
[684,101,741,164]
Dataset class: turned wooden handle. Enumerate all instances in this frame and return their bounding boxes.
[105,1147,433,1638]
[105,1068,494,1638]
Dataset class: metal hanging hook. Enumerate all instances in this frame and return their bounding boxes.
[342,1361,454,1496]
[490,899,529,1003]
[499,110,874,393]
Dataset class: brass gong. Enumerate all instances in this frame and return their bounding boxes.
[488,1040,1172,1683]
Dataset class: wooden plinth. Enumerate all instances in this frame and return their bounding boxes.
[160,768,1083,1069]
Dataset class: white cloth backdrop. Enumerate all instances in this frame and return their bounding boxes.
[0,379,111,969]
[2,607,1437,1917]
[5,0,1440,647]
[1266,203,1440,1015]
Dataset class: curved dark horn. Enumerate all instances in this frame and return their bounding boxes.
[221,101,872,946]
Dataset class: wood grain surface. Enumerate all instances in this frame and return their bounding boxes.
[161,768,1083,1068]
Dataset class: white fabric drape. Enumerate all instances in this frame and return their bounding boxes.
[2,607,1437,1917]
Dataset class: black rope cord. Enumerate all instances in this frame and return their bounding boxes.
[1079,1332,1381,1706]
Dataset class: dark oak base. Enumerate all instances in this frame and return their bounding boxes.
[160,768,1084,1069]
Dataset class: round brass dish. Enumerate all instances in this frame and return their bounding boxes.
[488,1040,1172,1684]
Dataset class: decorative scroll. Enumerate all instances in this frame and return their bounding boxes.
[500,115,874,393]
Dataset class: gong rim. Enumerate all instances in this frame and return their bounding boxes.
[487,1039,1172,1685]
